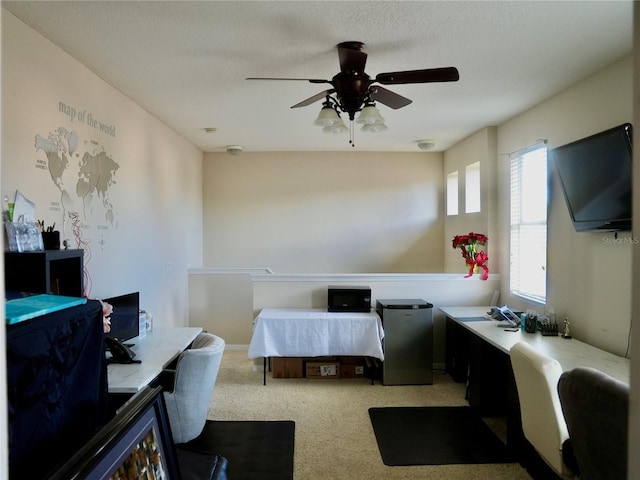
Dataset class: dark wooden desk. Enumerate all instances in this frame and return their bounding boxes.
[441,306,629,462]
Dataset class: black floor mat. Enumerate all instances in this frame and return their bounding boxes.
[369,406,513,466]
[181,420,295,480]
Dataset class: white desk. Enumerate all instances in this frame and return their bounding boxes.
[440,306,629,383]
[107,327,202,394]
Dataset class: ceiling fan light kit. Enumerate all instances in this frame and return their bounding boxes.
[355,104,385,125]
[322,123,349,134]
[313,104,341,126]
[361,122,388,133]
[247,41,459,146]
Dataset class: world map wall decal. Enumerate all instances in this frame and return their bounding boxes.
[34,126,119,228]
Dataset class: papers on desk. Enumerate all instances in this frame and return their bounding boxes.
[457,316,490,322]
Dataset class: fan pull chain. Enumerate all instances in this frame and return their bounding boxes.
[349,120,355,147]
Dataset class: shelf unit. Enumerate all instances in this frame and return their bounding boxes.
[4,249,84,297]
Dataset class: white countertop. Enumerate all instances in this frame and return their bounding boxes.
[107,327,202,394]
[440,306,629,384]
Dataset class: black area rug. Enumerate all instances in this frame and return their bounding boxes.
[368,406,513,466]
[182,420,295,480]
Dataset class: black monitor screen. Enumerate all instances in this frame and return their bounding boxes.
[551,123,632,232]
[104,292,140,342]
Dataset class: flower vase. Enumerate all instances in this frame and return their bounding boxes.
[463,261,478,277]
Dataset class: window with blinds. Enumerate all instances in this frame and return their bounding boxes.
[510,142,548,304]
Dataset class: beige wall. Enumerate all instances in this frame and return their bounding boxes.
[443,126,498,273]
[629,6,639,477]
[1,12,204,325]
[497,55,633,356]
[202,151,444,273]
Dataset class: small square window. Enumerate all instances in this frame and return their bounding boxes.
[447,171,459,216]
[465,162,481,213]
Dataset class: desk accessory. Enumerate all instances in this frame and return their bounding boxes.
[563,317,572,339]
[41,230,60,250]
[524,311,538,333]
[489,305,520,327]
[105,336,141,364]
[4,220,44,252]
[539,319,559,336]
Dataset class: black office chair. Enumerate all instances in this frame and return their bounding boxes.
[557,367,628,480]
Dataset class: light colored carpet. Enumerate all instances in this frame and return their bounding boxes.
[208,348,532,480]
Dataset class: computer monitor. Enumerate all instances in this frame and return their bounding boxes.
[104,292,140,342]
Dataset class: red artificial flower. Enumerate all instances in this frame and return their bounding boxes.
[452,234,469,249]
[469,233,488,244]
[452,232,489,280]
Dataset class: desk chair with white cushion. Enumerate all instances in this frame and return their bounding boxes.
[510,341,575,479]
[162,332,225,444]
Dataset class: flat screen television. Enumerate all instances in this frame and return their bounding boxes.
[48,386,181,480]
[550,123,633,232]
[104,292,140,342]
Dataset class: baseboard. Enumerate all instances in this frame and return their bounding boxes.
[225,344,249,350]
[433,362,446,371]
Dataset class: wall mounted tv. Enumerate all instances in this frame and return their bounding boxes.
[551,123,633,232]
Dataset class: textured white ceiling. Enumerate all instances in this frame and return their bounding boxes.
[2,1,633,152]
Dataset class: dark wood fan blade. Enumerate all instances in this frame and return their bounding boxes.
[369,86,412,109]
[290,90,334,109]
[337,41,367,73]
[375,67,459,85]
[246,77,330,84]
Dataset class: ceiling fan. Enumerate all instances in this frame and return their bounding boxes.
[247,41,459,138]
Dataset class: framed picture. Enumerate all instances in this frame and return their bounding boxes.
[49,387,181,480]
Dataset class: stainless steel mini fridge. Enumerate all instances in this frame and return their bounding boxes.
[376,299,433,385]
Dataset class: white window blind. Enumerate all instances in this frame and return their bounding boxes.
[510,142,547,304]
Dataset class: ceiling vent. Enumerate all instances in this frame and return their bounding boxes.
[226,145,243,155]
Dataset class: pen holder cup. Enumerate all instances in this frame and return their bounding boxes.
[42,231,60,250]
[525,316,537,333]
